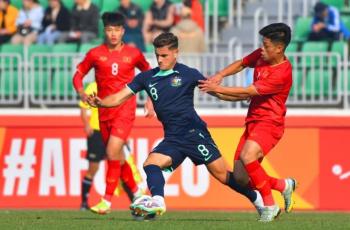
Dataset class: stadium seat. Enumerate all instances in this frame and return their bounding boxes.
[0,44,24,69]
[293,17,312,42]
[290,70,303,97]
[51,70,75,97]
[301,42,328,68]
[305,70,332,96]
[51,44,78,69]
[339,70,350,93]
[133,0,153,11]
[206,0,229,17]
[38,0,48,9]
[330,41,347,67]
[286,42,298,67]
[321,0,344,10]
[11,0,22,9]
[28,44,52,69]
[32,70,51,97]
[61,0,75,10]
[101,0,120,13]
[79,43,96,54]
[341,15,350,30]
[0,70,19,96]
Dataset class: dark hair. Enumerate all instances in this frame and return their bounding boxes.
[314,2,328,19]
[102,12,125,27]
[153,32,178,49]
[259,23,291,50]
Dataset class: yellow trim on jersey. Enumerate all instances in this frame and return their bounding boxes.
[79,82,100,130]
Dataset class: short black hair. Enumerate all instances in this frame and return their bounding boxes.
[102,12,125,27]
[259,23,291,50]
[314,2,328,19]
[153,32,178,50]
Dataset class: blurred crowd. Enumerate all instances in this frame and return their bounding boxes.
[0,0,206,53]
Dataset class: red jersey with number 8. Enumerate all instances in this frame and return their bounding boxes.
[73,44,150,121]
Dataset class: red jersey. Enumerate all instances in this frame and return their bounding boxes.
[242,48,292,126]
[73,44,150,121]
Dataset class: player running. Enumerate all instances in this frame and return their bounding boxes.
[73,12,153,214]
[199,23,297,222]
[87,32,266,218]
[79,82,143,210]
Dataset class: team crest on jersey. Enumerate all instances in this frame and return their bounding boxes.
[171,76,182,87]
[123,56,132,63]
[99,56,108,62]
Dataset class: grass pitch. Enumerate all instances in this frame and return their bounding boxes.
[0,210,349,230]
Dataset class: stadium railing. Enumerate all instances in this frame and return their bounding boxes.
[0,41,349,109]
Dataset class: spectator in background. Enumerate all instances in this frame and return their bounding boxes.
[309,2,350,41]
[143,0,175,44]
[118,0,145,52]
[174,0,204,31]
[58,0,99,43]
[37,0,70,45]
[0,0,19,44]
[171,6,205,53]
[11,0,44,45]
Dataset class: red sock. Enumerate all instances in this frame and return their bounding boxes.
[120,161,138,193]
[269,176,286,193]
[104,160,121,202]
[245,161,275,206]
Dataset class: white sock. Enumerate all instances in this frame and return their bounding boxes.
[253,190,264,207]
[153,195,165,206]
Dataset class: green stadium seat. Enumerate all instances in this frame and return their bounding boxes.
[146,43,155,53]
[51,44,78,69]
[305,70,332,96]
[290,70,303,96]
[28,44,52,69]
[61,0,75,10]
[206,0,228,17]
[0,44,24,68]
[342,15,350,30]
[340,70,350,93]
[301,42,329,68]
[133,0,153,11]
[11,0,22,9]
[321,0,344,10]
[79,43,96,54]
[0,70,20,96]
[293,17,312,42]
[32,70,51,96]
[101,0,120,13]
[38,0,48,9]
[286,42,298,67]
[92,0,102,9]
[330,41,347,67]
[52,70,75,97]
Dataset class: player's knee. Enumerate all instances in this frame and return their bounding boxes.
[239,149,257,164]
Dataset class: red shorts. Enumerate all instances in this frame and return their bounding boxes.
[234,121,284,160]
[99,116,134,145]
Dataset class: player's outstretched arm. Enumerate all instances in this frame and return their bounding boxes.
[199,80,258,98]
[209,92,249,102]
[210,59,246,84]
[88,87,134,108]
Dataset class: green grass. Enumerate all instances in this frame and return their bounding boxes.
[0,210,349,230]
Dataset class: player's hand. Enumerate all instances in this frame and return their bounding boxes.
[78,89,88,103]
[84,124,93,137]
[198,79,220,93]
[87,93,102,107]
[144,98,156,118]
[208,73,224,85]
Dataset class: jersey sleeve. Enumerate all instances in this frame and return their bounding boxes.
[192,68,206,85]
[242,48,262,68]
[253,70,289,95]
[73,50,94,91]
[135,50,151,72]
[127,72,146,94]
